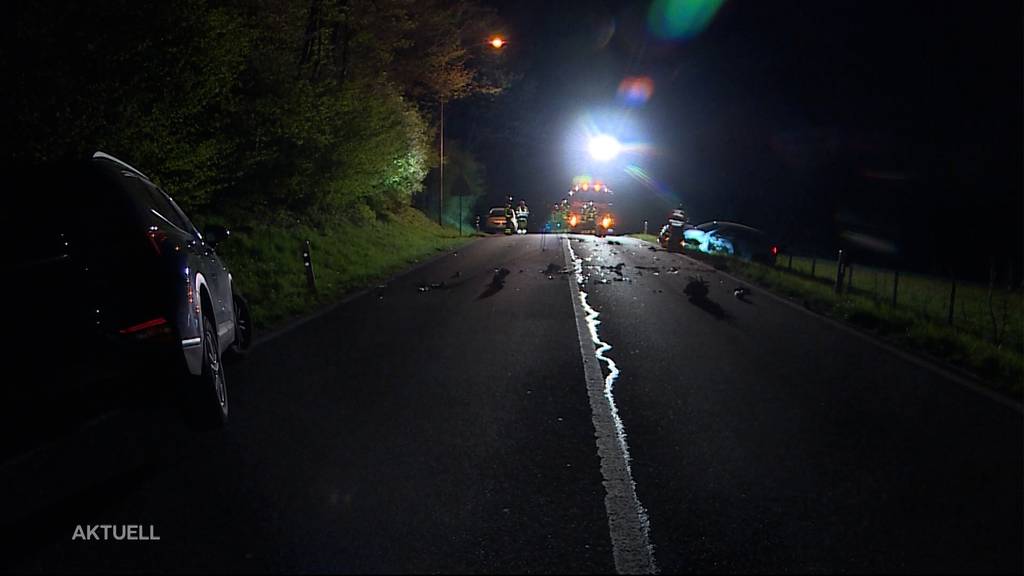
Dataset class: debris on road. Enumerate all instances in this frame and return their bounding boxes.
[478,268,511,299]
[416,281,449,293]
[685,275,728,319]
[543,263,572,275]
[684,276,710,300]
[734,286,751,302]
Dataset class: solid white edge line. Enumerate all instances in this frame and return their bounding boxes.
[563,237,657,575]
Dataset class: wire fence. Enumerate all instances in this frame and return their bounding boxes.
[776,253,1024,352]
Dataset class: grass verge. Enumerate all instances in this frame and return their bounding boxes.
[628,236,1024,402]
[214,206,473,330]
[626,233,660,245]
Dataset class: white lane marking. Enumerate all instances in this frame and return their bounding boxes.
[563,237,657,574]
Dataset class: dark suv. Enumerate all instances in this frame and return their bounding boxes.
[2,151,251,462]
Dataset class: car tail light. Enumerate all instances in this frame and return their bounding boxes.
[119,317,173,341]
[770,246,779,256]
[147,226,167,256]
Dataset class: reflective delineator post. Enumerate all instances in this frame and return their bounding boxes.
[892,270,900,307]
[303,239,317,294]
[643,220,648,235]
[834,249,845,293]
[948,277,957,326]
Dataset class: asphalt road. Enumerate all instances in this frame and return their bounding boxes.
[3,234,1022,573]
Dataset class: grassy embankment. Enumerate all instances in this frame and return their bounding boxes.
[627,235,1023,400]
[214,207,473,329]
[628,233,660,245]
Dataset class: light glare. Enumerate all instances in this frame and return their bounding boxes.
[588,134,622,161]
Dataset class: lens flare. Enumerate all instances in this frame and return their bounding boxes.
[617,76,655,107]
[647,0,725,40]
[624,164,676,203]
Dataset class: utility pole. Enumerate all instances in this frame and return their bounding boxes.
[438,94,444,227]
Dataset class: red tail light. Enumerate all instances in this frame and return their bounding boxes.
[146,228,168,256]
[119,317,173,341]
[770,246,779,256]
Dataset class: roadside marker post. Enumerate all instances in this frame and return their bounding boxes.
[834,249,845,293]
[303,239,317,294]
[892,270,900,307]
[948,277,957,326]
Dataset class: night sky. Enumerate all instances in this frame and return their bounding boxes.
[451,0,1022,278]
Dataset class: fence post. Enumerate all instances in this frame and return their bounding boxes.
[303,239,317,294]
[834,249,845,293]
[947,277,956,326]
[847,263,854,291]
[891,270,899,306]
[811,257,816,277]
[787,254,793,270]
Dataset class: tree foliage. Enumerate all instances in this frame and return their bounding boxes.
[440,139,487,229]
[0,0,504,224]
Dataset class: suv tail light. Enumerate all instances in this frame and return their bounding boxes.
[119,317,173,341]
[146,226,167,256]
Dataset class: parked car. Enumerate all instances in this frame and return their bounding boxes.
[485,206,515,232]
[2,151,251,461]
[683,221,779,264]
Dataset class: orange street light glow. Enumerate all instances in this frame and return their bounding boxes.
[489,37,505,48]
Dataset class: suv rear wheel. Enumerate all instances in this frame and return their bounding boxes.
[228,293,253,357]
[184,315,228,429]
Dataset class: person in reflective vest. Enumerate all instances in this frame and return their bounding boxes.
[515,200,529,234]
[504,201,516,235]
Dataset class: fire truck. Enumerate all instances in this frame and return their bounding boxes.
[551,180,616,236]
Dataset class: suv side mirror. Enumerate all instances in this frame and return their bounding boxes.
[203,225,231,246]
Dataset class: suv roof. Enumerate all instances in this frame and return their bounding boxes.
[92,150,150,180]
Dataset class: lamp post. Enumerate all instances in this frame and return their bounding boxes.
[438,36,506,229]
[439,93,445,226]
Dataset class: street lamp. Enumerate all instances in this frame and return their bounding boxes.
[439,35,506,229]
